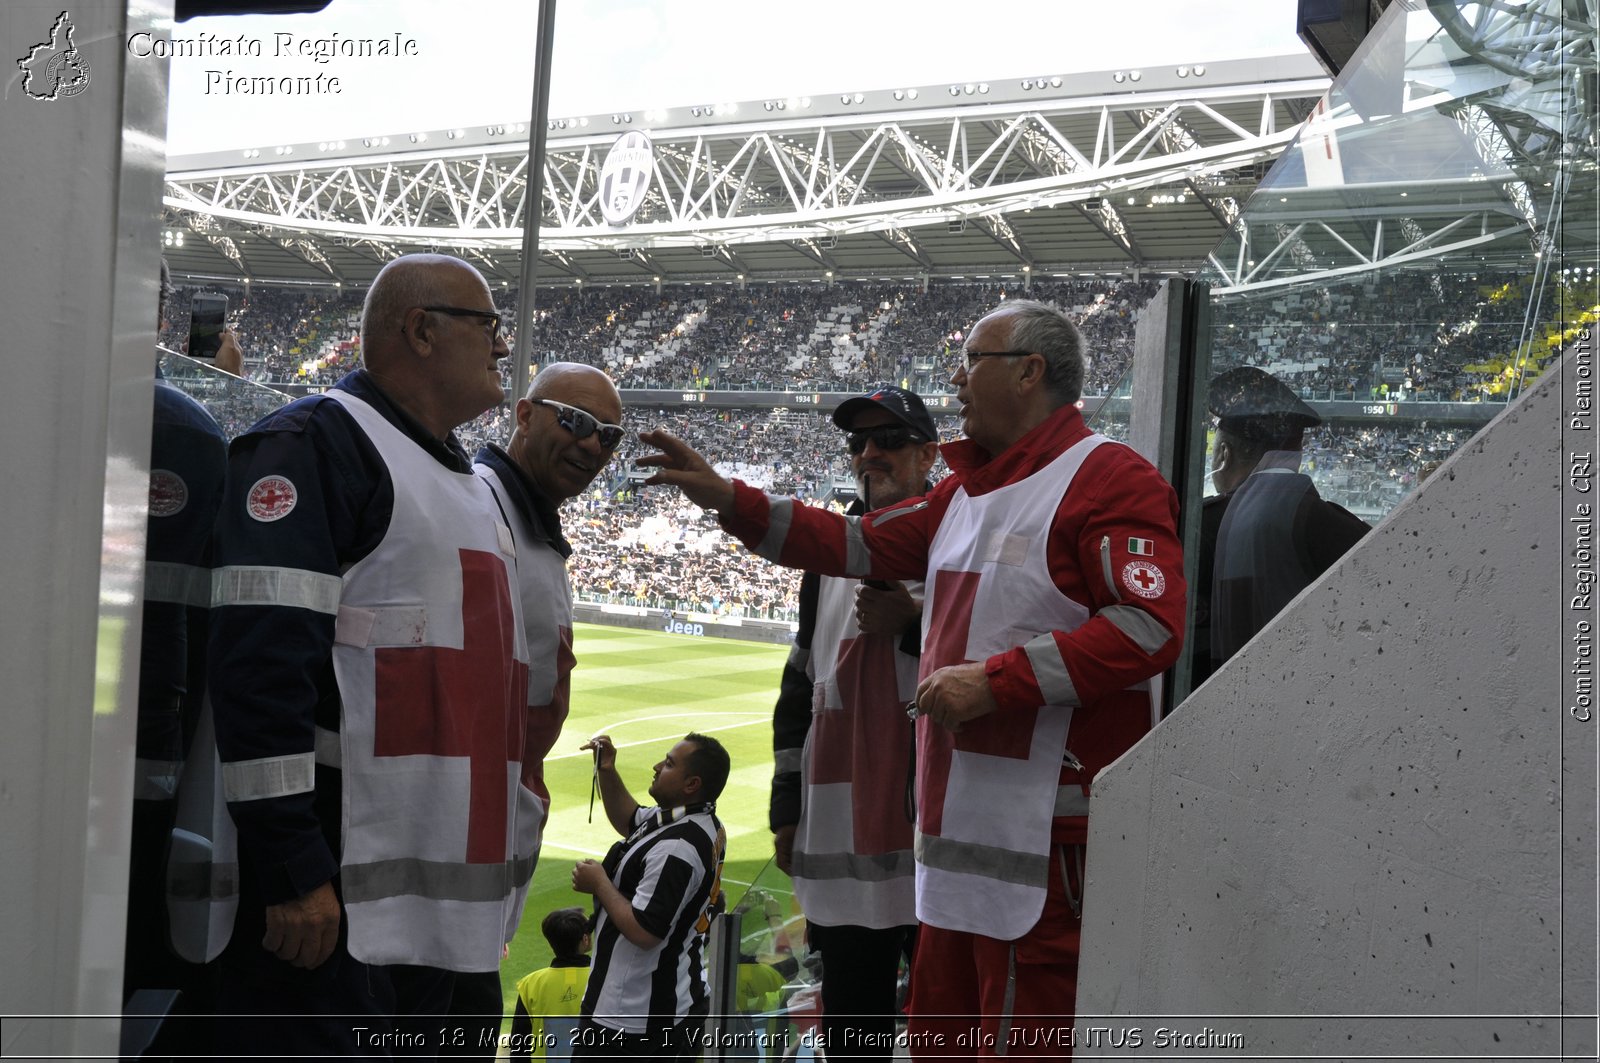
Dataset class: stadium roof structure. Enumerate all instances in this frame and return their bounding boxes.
[161,53,1333,288]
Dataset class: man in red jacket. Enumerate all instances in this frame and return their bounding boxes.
[638,299,1185,1056]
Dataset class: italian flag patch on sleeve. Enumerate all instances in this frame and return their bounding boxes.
[1128,537,1155,556]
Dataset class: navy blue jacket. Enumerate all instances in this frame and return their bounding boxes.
[209,369,473,905]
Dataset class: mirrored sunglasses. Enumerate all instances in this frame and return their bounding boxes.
[533,398,625,449]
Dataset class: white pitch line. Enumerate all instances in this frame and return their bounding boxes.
[546,712,769,762]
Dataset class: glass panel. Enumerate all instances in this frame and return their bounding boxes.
[715,857,823,1060]
[158,348,295,438]
[1184,0,1596,687]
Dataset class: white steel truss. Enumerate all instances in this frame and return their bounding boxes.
[164,74,1329,254]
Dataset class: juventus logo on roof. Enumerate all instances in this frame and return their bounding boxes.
[599,131,654,227]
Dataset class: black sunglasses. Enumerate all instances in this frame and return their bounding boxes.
[846,425,925,455]
[533,398,625,450]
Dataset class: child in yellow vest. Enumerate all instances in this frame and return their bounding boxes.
[509,908,592,1061]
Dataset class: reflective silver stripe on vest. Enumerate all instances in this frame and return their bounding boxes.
[756,496,794,561]
[841,514,871,578]
[222,752,316,802]
[915,830,1050,888]
[144,561,211,607]
[773,748,803,775]
[212,565,342,615]
[1022,632,1078,707]
[167,860,240,901]
[1054,786,1092,817]
[314,726,341,768]
[333,604,429,648]
[790,849,915,883]
[342,854,538,904]
[1099,603,1174,656]
[133,758,181,801]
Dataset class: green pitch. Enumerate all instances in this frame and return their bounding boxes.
[501,622,792,1009]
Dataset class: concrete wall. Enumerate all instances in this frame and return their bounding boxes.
[0,1,170,1054]
[1077,350,1597,1058]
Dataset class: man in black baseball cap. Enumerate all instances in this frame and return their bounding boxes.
[767,384,937,1061]
[830,384,940,447]
[1196,365,1368,684]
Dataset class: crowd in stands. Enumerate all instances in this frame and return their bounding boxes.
[159,270,1554,619]
[1212,270,1567,401]
[163,268,1576,406]
[163,278,1159,396]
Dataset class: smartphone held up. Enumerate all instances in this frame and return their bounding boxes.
[187,293,228,360]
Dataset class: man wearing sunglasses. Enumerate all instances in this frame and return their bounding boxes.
[639,299,1185,1057]
[208,253,530,1058]
[770,386,938,1062]
[448,361,625,1051]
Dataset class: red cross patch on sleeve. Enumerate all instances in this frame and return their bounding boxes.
[247,475,298,522]
[1121,560,1167,599]
[148,470,188,518]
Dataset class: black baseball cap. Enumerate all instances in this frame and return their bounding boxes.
[1207,366,1321,441]
[831,385,938,442]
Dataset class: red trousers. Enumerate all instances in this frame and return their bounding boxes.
[905,844,1083,1059]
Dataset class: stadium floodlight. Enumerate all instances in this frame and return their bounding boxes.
[964,83,975,94]
[978,84,989,94]
[894,90,904,100]
[1178,67,1190,77]
[1192,66,1204,76]
[1129,71,1141,81]
[1113,72,1126,83]
[852,93,863,104]
[907,88,917,99]
[1051,77,1061,87]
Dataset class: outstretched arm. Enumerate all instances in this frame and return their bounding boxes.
[635,429,735,513]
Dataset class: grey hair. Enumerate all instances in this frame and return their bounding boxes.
[360,254,458,354]
[993,298,1086,405]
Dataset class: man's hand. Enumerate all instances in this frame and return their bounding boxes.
[913,661,998,733]
[261,880,340,969]
[214,326,244,376]
[572,859,608,895]
[772,824,796,875]
[855,581,919,637]
[634,430,736,513]
[580,734,618,774]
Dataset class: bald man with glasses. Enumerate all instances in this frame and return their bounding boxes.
[208,253,532,1058]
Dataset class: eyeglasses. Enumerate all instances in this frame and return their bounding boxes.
[846,425,925,455]
[533,398,626,450]
[957,348,1034,370]
[414,305,504,340]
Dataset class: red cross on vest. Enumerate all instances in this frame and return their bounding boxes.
[373,548,529,863]
[916,568,1039,836]
[810,630,912,855]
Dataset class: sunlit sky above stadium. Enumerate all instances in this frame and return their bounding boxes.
[164,0,1306,155]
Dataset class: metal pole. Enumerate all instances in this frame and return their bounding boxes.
[512,0,558,404]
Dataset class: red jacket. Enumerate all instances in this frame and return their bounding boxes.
[721,404,1185,800]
